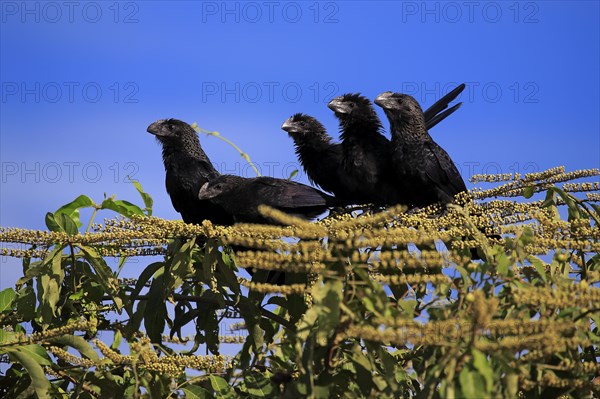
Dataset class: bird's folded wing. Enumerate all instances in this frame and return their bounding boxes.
[422,141,467,195]
[279,182,330,207]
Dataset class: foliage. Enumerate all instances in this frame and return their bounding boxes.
[0,167,599,399]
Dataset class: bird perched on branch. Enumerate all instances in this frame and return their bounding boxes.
[147,118,234,225]
[148,119,292,284]
[374,91,499,260]
[198,175,342,225]
[283,84,465,206]
[327,93,400,205]
[281,114,370,204]
[373,92,467,206]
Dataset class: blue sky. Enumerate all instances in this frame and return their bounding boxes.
[1,1,599,291]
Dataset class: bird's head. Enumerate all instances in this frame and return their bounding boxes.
[197,180,225,200]
[147,118,197,142]
[327,93,375,120]
[374,92,423,118]
[198,176,240,200]
[281,113,327,140]
[148,118,207,159]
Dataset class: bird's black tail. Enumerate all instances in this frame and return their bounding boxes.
[423,83,466,130]
[426,102,463,130]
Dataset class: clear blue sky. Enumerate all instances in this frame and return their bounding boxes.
[1,1,599,291]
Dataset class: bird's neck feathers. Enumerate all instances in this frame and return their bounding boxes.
[338,115,384,140]
[293,142,328,171]
[390,113,429,141]
[294,133,333,150]
[159,134,210,168]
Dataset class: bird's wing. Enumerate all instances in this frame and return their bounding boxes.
[254,178,330,208]
[422,141,467,197]
[165,157,219,213]
[165,172,185,213]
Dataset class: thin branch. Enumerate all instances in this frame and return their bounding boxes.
[192,124,261,177]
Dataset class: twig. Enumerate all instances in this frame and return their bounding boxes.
[192,124,261,177]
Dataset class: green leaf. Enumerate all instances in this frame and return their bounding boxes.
[55,194,95,228]
[202,240,223,287]
[182,385,211,399]
[523,186,535,198]
[398,299,418,317]
[350,345,375,396]
[100,197,144,218]
[15,286,36,321]
[55,212,79,235]
[288,169,299,180]
[79,246,123,311]
[130,262,164,310]
[8,346,51,399]
[471,349,493,393]
[244,372,275,397]
[458,365,486,399]
[14,344,52,366]
[503,372,519,398]
[17,246,63,287]
[38,248,65,324]
[144,272,167,343]
[171,309,200,340]
[0,288,16,313]
[130,179,153,216]
[167,238,196,291]
[239,297,265,352]
[49,335,100,362]
[495,253,511,277]
[519,227,535,245]
[530,256,548,282]
[44,212,61,232]
[217,250,241,295]
[125,300,147,338]
[0,328,17,344]
[552,187,581,221]
[112,329,123,350]
[209,375,235,398]
[315,279,342,345]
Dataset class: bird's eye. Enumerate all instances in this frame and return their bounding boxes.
[349,103,355,108]
[167,124,174,130]
[215,184,222,190]
[300,122,306,127]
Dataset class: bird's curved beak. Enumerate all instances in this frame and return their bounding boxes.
[281,117,298,133]
[147,120,163,136]
[374,92,395,109]
[327,97,350,114]
[198,182,211,200]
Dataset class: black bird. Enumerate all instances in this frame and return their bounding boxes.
[281,114,370,204]
[375,92,501,260]
[147,118,234,225]
[284,86,465,205]
[373,92,467,206]
[148,119,288,284]
[198,175,341,225]
[327,93,400,205]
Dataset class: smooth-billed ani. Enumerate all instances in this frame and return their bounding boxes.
[198,174,341,225]
[373,92,467,206]
[147,118,234,225]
